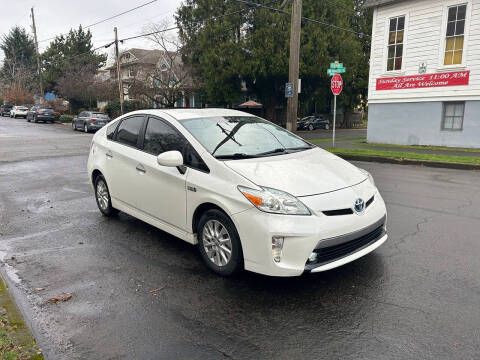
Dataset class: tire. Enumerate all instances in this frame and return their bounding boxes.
[72,121,76,131]
[308,124,314,131]
[197,209,243,276]
[325,124,329,130]
[33,116,38,123]
[84,124,88,133]
[94,175,118,217]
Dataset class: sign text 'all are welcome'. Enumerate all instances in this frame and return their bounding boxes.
[376,70,470,91]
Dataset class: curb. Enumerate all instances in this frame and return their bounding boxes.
[334,154,480,171]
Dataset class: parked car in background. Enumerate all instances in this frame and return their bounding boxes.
[72,111,110,133]
[87,109,387,277]
[297,116,330,131]
[10,106,29,118]
[0,104,13,117]
[26,106,55,123]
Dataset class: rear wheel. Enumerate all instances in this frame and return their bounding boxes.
[94,175,118,217]
[325,124,329,130]
[308,124,314,131]
[197,209,243,276]
[84,124,88,133]
[72,121,76,130]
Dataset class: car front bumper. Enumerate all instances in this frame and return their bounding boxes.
[232,182,388,277]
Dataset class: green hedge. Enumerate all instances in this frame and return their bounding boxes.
[59,115,74,123]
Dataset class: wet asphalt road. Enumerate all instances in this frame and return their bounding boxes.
[0,116,479,359]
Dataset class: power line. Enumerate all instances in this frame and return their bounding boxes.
[118,0,281,43]
[232,0,371,37]
[42,1,280,66]
[37,0,158,43]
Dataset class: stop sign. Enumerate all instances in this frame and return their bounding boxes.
[331,74,343,96]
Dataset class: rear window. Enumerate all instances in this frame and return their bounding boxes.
[92,113,109,119]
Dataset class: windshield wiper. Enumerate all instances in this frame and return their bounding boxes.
[214,153,256,160]
[255,148,287,156]
[285,145,314,152]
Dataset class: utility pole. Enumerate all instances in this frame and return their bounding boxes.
[114,27,124,115]
[30,7,44,103]
[286,0,302,132]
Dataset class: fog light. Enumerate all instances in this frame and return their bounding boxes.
[308,252,318,263]
[272,236,284,263]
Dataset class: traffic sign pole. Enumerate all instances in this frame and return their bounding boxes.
[333,95,337,148]
[330,73,343,148]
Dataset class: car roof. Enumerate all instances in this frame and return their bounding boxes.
[126,108,257,121]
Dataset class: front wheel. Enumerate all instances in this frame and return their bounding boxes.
[325,124,330,130]
[308,124,314,131]
[84,124,88,133]
[94,175,118,217]
[72,121,76,131]
[197,209,243,276]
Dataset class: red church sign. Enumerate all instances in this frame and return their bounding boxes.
[376,70,470,90]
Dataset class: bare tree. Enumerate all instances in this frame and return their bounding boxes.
[129,21,197,108]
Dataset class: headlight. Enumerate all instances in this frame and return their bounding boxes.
[359,168,375,186]
[238,186,311,215]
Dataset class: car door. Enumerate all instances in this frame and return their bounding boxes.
[132,115,190,231]
[103,115,147,209]
[77,111,85,127]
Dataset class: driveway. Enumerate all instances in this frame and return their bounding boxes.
[0,116,478,359]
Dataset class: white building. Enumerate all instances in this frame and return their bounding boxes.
[365,0,480,147]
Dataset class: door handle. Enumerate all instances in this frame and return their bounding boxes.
[106,151,113,159]
[136,164,146,174]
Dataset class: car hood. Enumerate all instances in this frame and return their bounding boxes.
[224,147,366,197]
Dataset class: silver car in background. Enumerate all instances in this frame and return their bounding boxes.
[73,111,110,133]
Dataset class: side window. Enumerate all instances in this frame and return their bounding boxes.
[144,117,209,172]
[387,16,405,71]
[78,112,85,118]
[444,4,467,65]
[106,121,119,140]
[115,116,144,147]
[442,102,464,131]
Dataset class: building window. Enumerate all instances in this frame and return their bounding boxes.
[442,102,464,130]
[444,4,467,65]
[129,66,135,77]
[387,16,405,71]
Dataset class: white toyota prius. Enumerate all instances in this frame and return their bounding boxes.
[87,109,388,277]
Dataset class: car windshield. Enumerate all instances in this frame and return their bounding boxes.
[179,116,313,159]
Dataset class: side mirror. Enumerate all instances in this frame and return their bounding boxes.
[157,150,183,167]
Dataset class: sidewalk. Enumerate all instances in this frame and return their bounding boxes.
[299,132,480,170]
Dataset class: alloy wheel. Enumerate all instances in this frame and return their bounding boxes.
[202,220,233,267]
[84,124,88,133]
[96,180,110,212]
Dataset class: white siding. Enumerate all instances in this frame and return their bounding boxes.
[368,0,480,103]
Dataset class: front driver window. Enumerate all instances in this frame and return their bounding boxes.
[144,117,208,172]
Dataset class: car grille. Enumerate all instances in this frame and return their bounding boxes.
[305,223,385,270]
[322,196,375,216]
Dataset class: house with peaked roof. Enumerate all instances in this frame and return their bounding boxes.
[107,48,202,108]
[365,0,480,147]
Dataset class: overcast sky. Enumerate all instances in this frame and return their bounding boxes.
[0,0,183,64]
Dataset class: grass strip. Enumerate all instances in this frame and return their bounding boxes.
[326,148,480,165]
[0,276,43,360]
[309,136,366,143]
[354,142,480,153]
